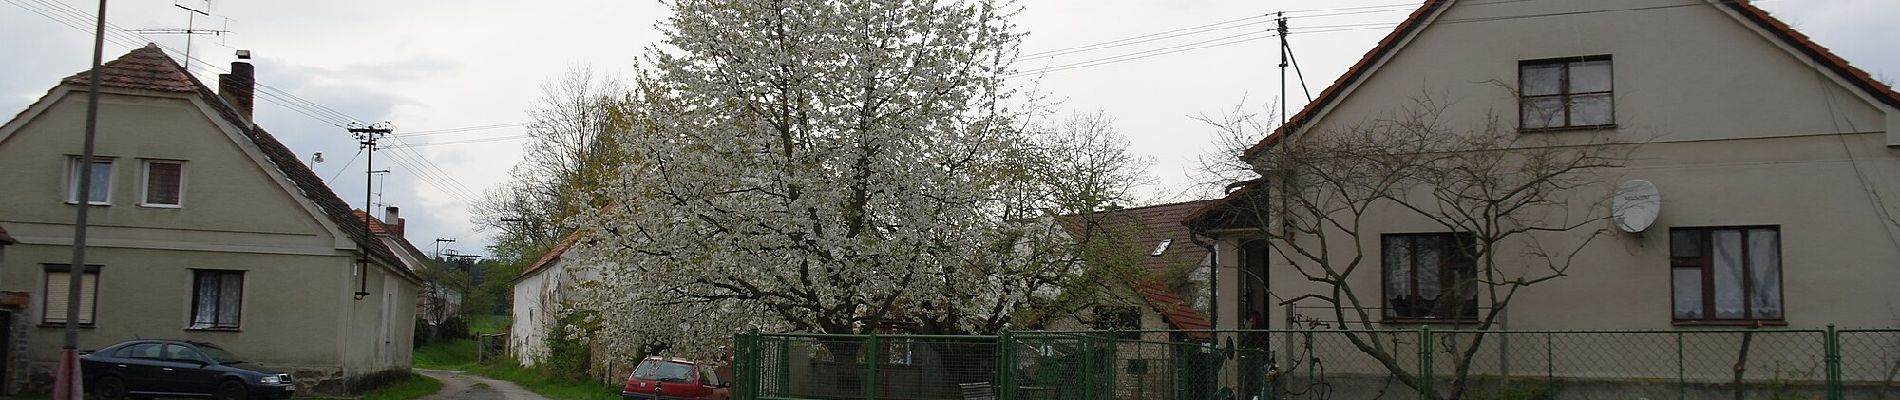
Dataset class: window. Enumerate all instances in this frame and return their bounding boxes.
[66,157,113,205]
[116,343,162,359]
[190,270,244,330]
[1519,56,1613,130]
[141,160,184,207]
[1383,233,1478,321]
[699,365,722,386]
[1092,306,1141,339]
[1671,227,1782,323]
[42,264,100,325]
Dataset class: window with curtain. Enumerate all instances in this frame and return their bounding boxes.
[42,264,101,325]
[1519,55,1614,130]
[1671,227,1782,323]
[66,157,113,205]
[190,269,245,329]
[1383,233,1479,321]
[142,160,185,207]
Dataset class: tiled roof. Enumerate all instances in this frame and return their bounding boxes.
[515,230,582,283]
[62,44,198,93]
[1239,0,1900,161]
[351,210,431,269]
[52,45,417,282]
[1058,200,1214,336]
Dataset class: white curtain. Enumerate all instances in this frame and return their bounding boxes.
[1748,229,1781,319]
[1712,230,1745,319]
[1672,268,1702,319]
[192,273,218,328]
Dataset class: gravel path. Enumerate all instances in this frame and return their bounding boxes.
[416,369,553,400]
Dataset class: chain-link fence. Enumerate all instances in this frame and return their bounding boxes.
[732,327,1900,400]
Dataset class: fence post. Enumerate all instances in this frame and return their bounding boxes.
[1677,331,1686,400]
[997,329,1013,400]
[1825,324,1843,400]
[866,332,879,400]
[1419,326,1434,400]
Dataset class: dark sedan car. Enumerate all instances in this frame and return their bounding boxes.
[80,339,295,400]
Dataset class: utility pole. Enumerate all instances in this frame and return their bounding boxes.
[56,1,110,399]
[433,238,456,259]
[349,123,391,301]
[1278,11,1288,126]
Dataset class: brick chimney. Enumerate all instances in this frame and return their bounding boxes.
[217,51,255,123]
[384,206,405,238]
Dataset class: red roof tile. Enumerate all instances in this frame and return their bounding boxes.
[1238,0,1900,161]
[515,230,582,283]
[1058,200,1215,334]
[62,44,198,93]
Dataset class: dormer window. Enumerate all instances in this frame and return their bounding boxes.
[1520,55,1614,130]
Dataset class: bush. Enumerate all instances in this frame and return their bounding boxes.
[413,318,434,346]
[543,307,598,379]
[439,316,471,340]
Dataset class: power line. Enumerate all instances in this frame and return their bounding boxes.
[8,0,493,205]
[393,122,526,138]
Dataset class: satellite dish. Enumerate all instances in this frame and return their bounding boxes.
[1612,180,1661,233]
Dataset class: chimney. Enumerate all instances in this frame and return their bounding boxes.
[218,50,255,123]
[384,206,405,238]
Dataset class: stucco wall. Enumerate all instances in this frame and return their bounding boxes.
[0,87,421,394]
[1213,0,1900,331]
[510,260,557,366]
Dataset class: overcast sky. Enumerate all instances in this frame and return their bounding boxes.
[4,0,1894,257]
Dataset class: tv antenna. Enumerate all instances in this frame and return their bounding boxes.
[127,1,231,73]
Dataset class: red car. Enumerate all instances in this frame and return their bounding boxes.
[622,357,729,400]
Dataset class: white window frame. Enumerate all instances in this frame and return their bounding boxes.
[139,159,187,208]
[66,156,114,206]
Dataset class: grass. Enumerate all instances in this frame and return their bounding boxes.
[472,362,622,400]
[358,373,445,400]
[414,338,480,370]
[468,314,510,335]
[412,330,619,400]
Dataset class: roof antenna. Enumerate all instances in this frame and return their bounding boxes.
[127,1,229,74]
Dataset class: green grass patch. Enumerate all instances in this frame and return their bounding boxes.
[413,324,616,400]
[414,339,479,370]
[472,362,621,400]
[468,314,510,335]
[358,373,444,400]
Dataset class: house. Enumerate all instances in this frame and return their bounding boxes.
[509,231,591,367]
[1047,201,1215,339]
[0,44,423,395]
[353,207,459,324]
[1185,0,1900,396]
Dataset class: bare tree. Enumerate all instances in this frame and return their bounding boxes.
[1199,97,1637,399]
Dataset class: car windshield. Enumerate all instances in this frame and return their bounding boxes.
[196,343,240,364]
[632,360,694,382]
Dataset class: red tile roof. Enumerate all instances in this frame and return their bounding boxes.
[43,45,420,283]
[63,44,198,93]
[1238,0,1900,161]
[514,230,582,283]
[1058,201,1215,336]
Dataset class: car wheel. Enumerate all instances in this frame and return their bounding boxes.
[214,380,249,400]
[91,375,127,400]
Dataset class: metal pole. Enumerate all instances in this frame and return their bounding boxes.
[55,1,110,399]
[1419,326,1434,400]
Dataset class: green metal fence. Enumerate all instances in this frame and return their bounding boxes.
[733,327,1900,400]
